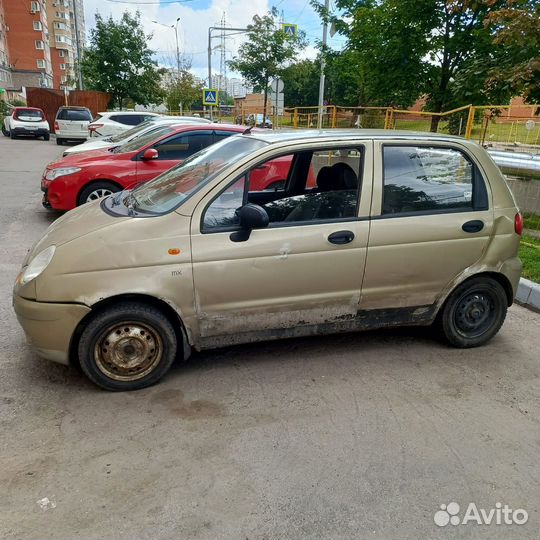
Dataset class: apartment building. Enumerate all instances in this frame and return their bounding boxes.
[0,0,13,91]
[46,0,85,89]
[4,0,53,88]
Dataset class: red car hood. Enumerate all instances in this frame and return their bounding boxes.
[47,148,131,169]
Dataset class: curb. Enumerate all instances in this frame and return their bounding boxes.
[516,278,540,312]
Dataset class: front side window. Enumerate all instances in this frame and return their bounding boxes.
[202,146,363,232]
[382,146,484,215]
[112,126,174,154]
[154,131,213,160]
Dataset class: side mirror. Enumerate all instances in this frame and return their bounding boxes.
[230,203,269,242]
[141,148,158,160]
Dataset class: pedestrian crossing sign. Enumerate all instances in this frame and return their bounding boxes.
[203,89,218,106]
[282,23,298,37]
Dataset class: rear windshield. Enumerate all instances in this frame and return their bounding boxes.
[57,108,92,121]
[112,126,175,153]
[14,109,43,120]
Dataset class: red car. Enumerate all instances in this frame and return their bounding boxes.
[41,124,249,211]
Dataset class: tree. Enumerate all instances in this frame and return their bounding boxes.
[81,11,163,109]
[280,59,319,106]
[485,0,540,103]
[315,0,525,130]
[228,8,307,117]
[160,56,204,112]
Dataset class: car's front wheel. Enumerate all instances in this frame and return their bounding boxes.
[78,302,178,391]
[439,276,508,348]
[78,181,121,205]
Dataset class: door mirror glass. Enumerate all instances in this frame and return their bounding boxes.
[141,148,158,160]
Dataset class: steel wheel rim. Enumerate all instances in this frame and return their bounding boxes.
[453,290,496,338]
[86,188,113,202]
[94,321,163,381]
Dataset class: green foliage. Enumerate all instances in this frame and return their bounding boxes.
[314,0,536,115]
[485,0,540,104]
[280,60,319,106]
[228,8,307,114]
[81,11,164,109]
[163,71,203,112]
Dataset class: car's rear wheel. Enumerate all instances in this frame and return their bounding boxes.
[78,181,120,205]
[43,133,50,141]
[78,302,178,391]
[1,125,8,137]
[10,130,16,139]
[56,137,63,145]
[439,276,507,348]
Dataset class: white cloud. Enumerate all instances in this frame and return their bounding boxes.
[83,0,270,81]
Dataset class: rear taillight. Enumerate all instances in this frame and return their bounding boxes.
[54,121,59,132]
[514,212,523,235]
[88,123,103,132]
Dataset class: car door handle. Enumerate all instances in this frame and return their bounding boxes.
[462,220,484,233]
[328,230,355,245]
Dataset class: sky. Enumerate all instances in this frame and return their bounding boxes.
[82,0,347,81]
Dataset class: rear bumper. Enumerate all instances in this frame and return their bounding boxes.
[12,127,49,136]
[13,295,91,365]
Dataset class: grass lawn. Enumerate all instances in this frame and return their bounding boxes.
[520,234,540,283]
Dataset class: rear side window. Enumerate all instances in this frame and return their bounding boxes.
[382,146,487,215]
[214,130,238,143]
[110,114,143,126]
[57,108,92,121]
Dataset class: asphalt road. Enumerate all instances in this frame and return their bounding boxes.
[0,135,539,540]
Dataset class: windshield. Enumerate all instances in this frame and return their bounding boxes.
[109,120,156,143]
[129,136,267,214]
[112,126,174,153]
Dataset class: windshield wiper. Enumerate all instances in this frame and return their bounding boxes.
[111,190,123,208]
[124,191,138,216]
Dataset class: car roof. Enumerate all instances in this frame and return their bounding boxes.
[166,122,244,133]
[247,128,468,145]
[14,106,43,111]
[58,106,90,110]
[97,111,160,116]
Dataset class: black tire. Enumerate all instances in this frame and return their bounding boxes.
[439,276,507,348]
[10,130,16,139]
[56,137,63,145]
[43,133,50,141]
[78,301,178,391]
[78,181,120,206]
[1,125,8,137]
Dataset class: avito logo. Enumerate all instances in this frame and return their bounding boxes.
[434,502,528,527]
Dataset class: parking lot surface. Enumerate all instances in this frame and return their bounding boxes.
[1,136,539,539]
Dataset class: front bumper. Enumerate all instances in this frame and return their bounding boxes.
[13,295,91,365]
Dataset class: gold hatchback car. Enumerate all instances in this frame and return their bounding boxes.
[14,130,523,391]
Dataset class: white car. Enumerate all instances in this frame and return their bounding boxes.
[2,107,50,140]
[62,116,212,156]
[87,111,162,138]
[54,106,93,145]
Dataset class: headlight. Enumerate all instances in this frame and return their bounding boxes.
[19,246,56,285]
[45,167,81,181]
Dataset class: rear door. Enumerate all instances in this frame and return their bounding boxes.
[135,130,214,183]
[361,141,493,310]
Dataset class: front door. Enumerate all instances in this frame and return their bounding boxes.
[190,142,373,340]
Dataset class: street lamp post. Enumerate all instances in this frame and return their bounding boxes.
[153,18,181,75]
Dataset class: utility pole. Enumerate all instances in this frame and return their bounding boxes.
[72,0,83,90]
[207,25,247,121]
[317,0,330,129]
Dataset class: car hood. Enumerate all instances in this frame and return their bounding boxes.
[47,147,121,168]
[64,140,115,155]
[27,200,128,261]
